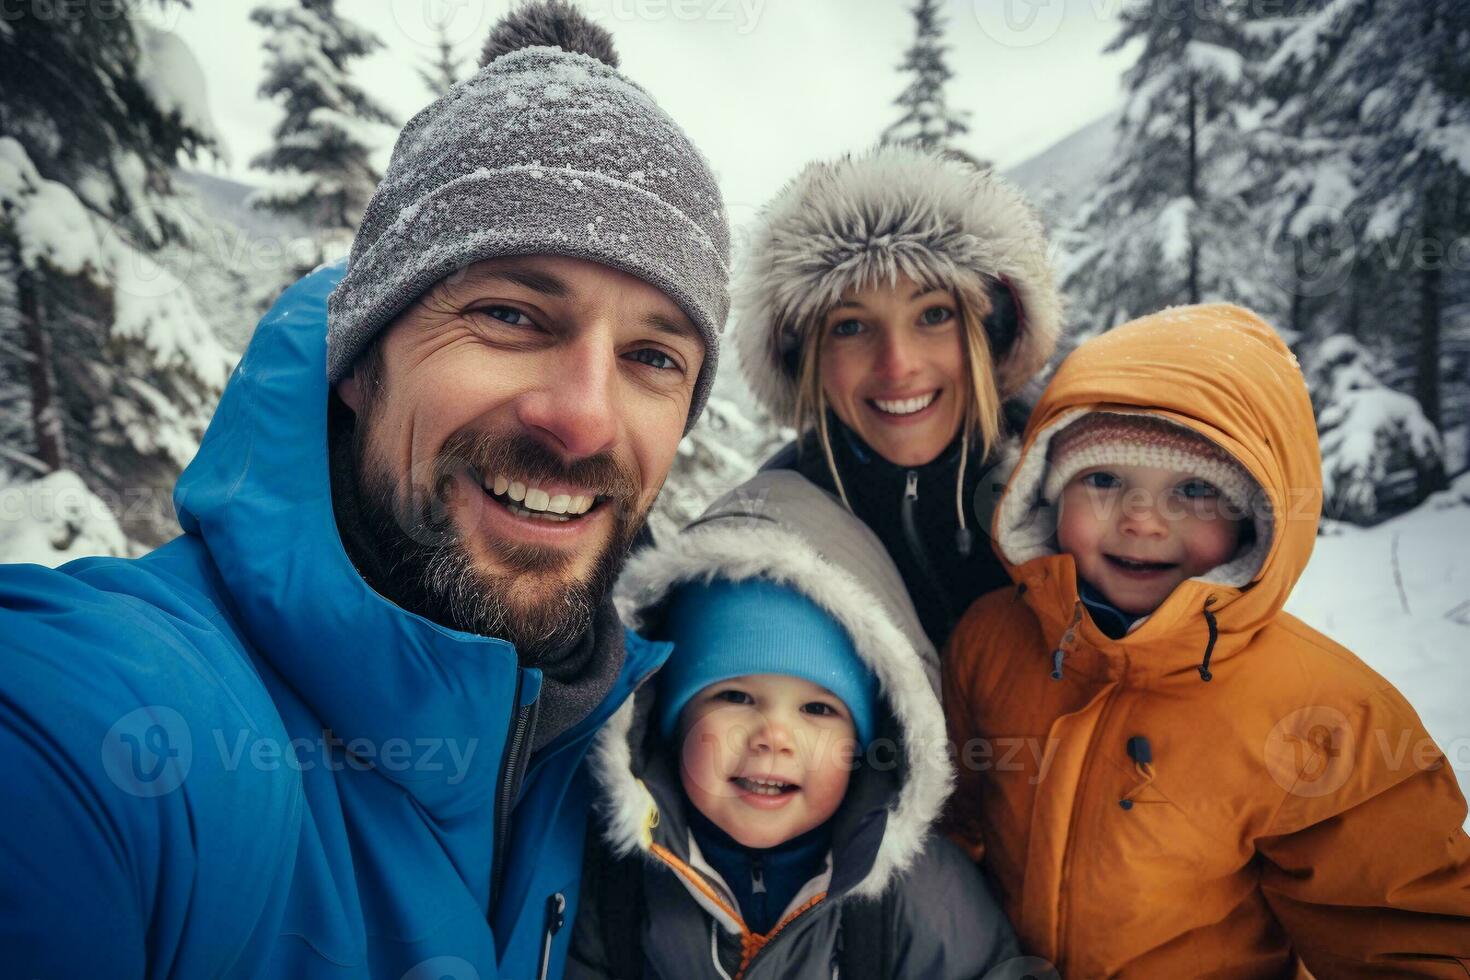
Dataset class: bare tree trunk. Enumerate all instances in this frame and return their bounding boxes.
[17,263,66,473]
[1416,208,1443,431]
[1186,74,1201,305]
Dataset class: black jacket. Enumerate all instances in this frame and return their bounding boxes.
[762,412,1022,652]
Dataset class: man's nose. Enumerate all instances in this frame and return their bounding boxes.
[516,331,619,458]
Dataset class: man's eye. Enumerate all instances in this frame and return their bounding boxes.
[1178,480,1220,499]
[475,305,534,327]
[629,348,680,371]
[715,690,753,705]
[1082,471,1121,489]
[831,319,863,338]
[919,305,954,326]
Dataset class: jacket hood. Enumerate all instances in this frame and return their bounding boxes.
[172,261,535,813]
[595,470,951,906]
[992,304,1321,677]
[733,145,1062,423]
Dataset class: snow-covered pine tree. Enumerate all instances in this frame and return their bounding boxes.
[881,0,971,152]
[1259,0,1469,437]
[1303,334,1445,523]
[249,0,393,267]
[1061,0,1265,336]
[0,5,235,556]
[418,21,464,97]
[650,384,788,542]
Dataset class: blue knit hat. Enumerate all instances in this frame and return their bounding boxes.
[655,577,879,746]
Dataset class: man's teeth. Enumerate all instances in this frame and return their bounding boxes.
[735,776,793,796]
[873,391,938,416]
[483,474,595,516]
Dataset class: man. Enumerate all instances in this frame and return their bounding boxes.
[0,4,728,978]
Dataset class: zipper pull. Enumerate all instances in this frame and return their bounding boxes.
[535,892,566,980]
[751,856,766,894]
[904,470,919,501]
[1051,601,1085,681]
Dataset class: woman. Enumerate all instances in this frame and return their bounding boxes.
[733,145,1063,659]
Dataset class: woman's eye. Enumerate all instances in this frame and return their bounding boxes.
[831,319,863,338]
[1082,471,1121,490]
[919,305,954,326]
[1178,480,1220,499]
[629,348,680,371]
[476,305,534,326]
[715,690,753,705]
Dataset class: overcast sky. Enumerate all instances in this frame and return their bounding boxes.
[163,0,1134,215]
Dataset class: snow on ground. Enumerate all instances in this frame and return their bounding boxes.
[0,470,130,566]
[1286,473,1470,824]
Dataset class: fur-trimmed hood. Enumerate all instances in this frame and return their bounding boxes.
[733,145,1063,424]
[596,471,952,906]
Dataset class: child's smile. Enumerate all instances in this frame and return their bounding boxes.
[1058,463,1244,615]
[677,674,857,849]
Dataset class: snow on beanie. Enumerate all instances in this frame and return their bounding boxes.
[326,0,731,432]
[655,577,879,747]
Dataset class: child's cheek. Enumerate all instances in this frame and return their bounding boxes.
[680,716,731,802]
[803,749,854,822]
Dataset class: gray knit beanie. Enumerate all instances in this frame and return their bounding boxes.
[326,1,731,432]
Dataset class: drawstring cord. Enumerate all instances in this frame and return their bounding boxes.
[955,430,973,557]
[709,919,734,980]
[1199,604,1219,682]
[1117,764,1152,811]
[1118,761,1156,810]
[819,409,855,514]
[1119,735,1155,811]
[1051,601,1084,680]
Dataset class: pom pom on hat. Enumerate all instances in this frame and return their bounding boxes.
[480,0,619,67]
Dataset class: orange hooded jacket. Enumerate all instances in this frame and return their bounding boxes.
[944,304,1470,977]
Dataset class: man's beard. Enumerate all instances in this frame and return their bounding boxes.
[350,419,648,663]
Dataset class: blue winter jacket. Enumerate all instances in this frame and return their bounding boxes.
[0,263,671,979]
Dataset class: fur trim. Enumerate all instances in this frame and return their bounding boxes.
[588,697,646,858]
[598,507,953,898]
[996,410,1274,589]
[733,145,1063,423]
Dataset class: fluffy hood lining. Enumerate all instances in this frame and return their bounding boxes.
[596,516,952,899]
[996,409,1274,590]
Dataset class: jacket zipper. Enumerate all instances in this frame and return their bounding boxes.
[1054,685,1119,961]
[900,470,957,635]
[535,891,566,980]
[490,668,539,911]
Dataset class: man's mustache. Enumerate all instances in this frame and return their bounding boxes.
[432,429,643,507]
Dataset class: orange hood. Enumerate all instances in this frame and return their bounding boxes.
[991,304,1322,679]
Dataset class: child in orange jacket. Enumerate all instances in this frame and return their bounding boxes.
[943,303,1470,978]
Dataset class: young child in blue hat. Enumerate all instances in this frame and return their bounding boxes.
[567,471,1018,980]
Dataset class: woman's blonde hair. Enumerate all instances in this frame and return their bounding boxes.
[790,279,1004,512]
